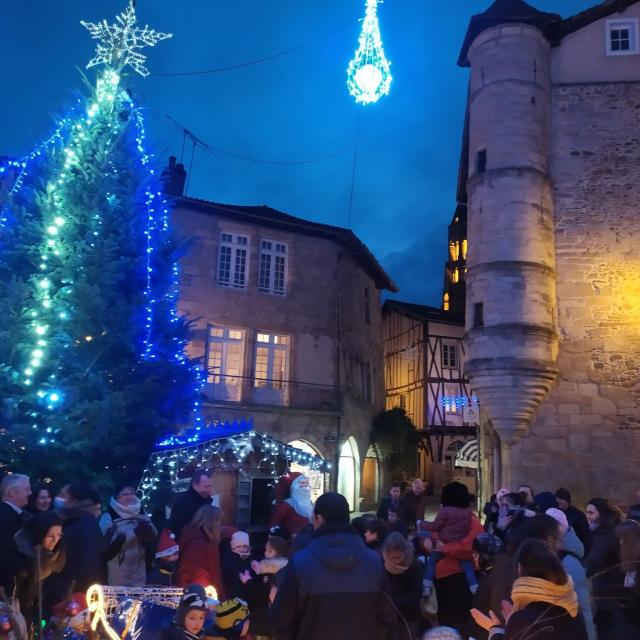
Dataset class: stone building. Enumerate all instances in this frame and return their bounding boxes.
[163,158,396,511]
[458,0,640,505]
[382,301,478,494]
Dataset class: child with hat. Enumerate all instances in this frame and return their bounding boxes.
[221,532,254,601]
[210,599,250,640]
[148,529,180,586]
[161,585,208,640]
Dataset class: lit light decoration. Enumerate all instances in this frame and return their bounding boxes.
[138,419,331,505]
[441,395,479,410]
[7,0,199,458]
[347,0,392,105]
[87,585,218,640]
[81,0,172,77]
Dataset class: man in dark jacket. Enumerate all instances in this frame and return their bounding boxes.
[555,488,590,549]
[269,492,396,640]
[376,483,403,521]
[169,470,213,542]
[400,479,428,530]
[0,474,32,594]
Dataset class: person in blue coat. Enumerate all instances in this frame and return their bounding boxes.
[269,492,396,640]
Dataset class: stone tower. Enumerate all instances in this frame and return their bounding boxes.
[459,0,561,485]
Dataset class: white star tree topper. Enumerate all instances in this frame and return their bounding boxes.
[81,0,172,77]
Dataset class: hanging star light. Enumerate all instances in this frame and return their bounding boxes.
[81,0,172,77]
[347,0,392,105]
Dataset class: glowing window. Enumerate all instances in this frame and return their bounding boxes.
[461,239,468,260]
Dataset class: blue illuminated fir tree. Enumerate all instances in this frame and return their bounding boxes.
[0,1,203,489]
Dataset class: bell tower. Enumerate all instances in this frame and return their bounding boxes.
[459,0,560,485]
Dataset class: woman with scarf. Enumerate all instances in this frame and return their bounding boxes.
[98,485,157,586]
[382,532,423,640]
[471,538,588,639]
[10,511,66,632]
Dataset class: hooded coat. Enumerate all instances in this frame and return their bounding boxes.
[560,527,597,640]
[269,524,396,640]
[44,503,115,610]
[176,524,226,600]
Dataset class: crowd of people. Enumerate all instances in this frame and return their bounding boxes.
[0,469,639,640]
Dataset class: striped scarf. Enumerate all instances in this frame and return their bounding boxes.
[511,576,579,618]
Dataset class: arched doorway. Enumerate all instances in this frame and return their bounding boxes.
[338,436,361,512]
[361,445,380,509]
[287,439,325,503]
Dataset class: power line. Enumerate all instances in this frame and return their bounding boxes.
[150,111,354,166]
[151,23,351,77]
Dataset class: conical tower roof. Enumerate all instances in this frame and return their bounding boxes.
[458,0,560,66]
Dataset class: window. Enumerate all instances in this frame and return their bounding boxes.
[452,268,460,284]
[206,326,246,402]
[253,332,290,405]
[449,242,459,261]
[606,19,639,55]
[259,240,287,295]
[364,287,371,324]
[399,394,406,410]
[443,292,450,312]
[362,361,373,403]
[443,384,460,414]
[461,239,468,260]
[477,149,487,173]
[442,341,458,369]
[218,233,249,289]
[473,302,484,328]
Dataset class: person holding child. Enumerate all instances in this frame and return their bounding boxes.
[419,482,484,634]
[418,482,478,598]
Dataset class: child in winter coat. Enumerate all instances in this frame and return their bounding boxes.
[148,529,180,586]
[418,481,478,596]
[221,532,254,601]
[161,584,209,640]
[237,532,289,640]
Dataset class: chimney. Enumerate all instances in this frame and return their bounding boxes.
[161,156,187,197]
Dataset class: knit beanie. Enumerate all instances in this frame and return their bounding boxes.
[546,508,570,536]
[533,491,558,512]
[176,585,207,626]
[472,533,504,559]
[213,598,250,638]
[230,531,250,551]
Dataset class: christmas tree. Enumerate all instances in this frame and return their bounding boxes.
[0,2,203,490]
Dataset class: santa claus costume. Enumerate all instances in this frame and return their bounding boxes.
[269,472,313,537]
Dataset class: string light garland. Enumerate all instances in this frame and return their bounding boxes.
[347,0,392,105]
[81,0,172,77]
[8,1,199,453]
[138,419,331,505]
[441,395,479,410]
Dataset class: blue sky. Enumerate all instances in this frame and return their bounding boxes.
[1,0,595,304]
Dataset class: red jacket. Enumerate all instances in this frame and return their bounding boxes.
[434,513,484,580]
[269,501,310,537]
[176,524,226,600]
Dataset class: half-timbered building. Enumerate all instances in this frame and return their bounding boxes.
[382,300,477,494]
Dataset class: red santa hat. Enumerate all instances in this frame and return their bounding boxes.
[275,471,305,501]
[156,528,180,559]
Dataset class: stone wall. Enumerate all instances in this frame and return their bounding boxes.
[173,205,385,502]
[503,82,640,506]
